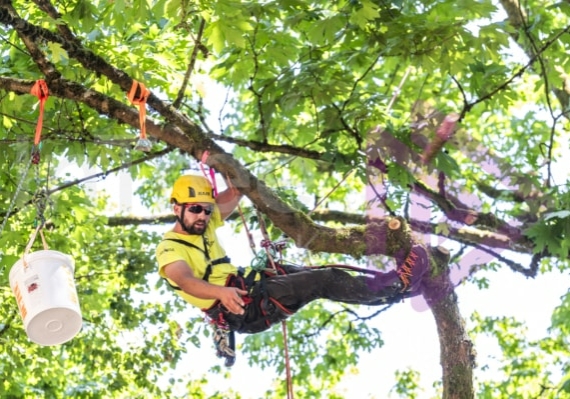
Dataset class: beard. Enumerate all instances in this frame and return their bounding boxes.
[185,220,207,235]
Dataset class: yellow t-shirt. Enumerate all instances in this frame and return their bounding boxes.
[156,209,239,310]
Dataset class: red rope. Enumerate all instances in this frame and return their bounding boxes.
[237,203,294,398]
[281,320,294,399]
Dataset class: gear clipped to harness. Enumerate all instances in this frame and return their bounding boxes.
[214,325,236,367]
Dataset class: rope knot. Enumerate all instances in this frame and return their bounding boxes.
[127,80,150,105]
[127,80,151,150]
[31,80,49,100]
[30,80,49,155]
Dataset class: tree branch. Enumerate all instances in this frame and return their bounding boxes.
[173,17,206,109]
[207,132,324,159]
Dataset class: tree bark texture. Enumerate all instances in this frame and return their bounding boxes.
[426,247,476,399]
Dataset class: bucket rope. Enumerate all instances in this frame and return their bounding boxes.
[23,222,49,268]
[0,151,33,239]
[0,80,49,239]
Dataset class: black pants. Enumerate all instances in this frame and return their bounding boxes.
[208,265,408,334]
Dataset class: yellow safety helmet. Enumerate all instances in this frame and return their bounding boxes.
[170,175,215,204]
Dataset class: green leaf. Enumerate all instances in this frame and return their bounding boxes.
[47,42,68,64]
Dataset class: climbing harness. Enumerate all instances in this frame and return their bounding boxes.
[127,79,152,152]
[161,236,231,287]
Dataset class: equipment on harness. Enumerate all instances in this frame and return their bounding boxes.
[203,268,257,367]
[203,261,293,334]
[214,325,236,367]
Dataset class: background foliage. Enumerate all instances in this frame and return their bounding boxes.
[1,0,569,398]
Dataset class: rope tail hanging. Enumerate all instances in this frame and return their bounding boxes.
[127,80,152,152]
[255,208,295,399]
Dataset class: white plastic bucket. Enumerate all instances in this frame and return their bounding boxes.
[9,250,82,346]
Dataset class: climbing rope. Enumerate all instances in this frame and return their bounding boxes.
[254,208,294,399]
[224,172,294,399]
[200,151,218,197]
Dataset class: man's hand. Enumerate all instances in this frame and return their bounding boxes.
[217,286,248,315]
[216,183,242,220]
[163,261,248,314]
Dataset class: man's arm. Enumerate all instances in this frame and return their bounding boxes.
[162,260,247,314]
[216,184,242,220]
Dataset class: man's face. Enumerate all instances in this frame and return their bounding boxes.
[176,202,214,235]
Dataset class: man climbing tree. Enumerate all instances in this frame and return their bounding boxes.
[156,174,430,365]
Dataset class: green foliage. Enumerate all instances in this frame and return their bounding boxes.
[524,190,570,259]
[242,301,385,397]
[470,311,570,399]
[391,368,422,399]
[1,0,569,397]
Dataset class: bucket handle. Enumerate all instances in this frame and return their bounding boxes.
[23,223,49,268]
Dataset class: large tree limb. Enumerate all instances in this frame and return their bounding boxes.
[424,246,475,399]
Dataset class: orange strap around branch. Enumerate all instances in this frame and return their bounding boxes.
[127,80,150,140]
[30,80,49,146]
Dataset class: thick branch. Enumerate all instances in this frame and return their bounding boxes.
[425,247,475,399]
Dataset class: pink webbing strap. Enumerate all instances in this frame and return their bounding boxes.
[200,151,218,197]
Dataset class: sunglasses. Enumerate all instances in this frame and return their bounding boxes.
[183,204,213,215]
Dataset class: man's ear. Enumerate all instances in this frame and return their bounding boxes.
[173,203,181,214]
